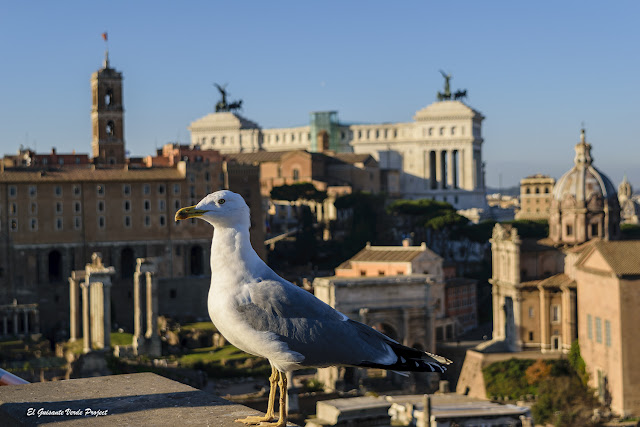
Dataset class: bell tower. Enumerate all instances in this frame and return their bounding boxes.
[91,50,125,165]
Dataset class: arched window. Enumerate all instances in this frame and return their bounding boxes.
[121,247,135,279]
[48,250,63,283]
[105,88,113,106]
[190,245,204,276]
[293,168,300,181]
[106,121,115,136]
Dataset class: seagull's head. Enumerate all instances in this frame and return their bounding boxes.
[174,190,250,228]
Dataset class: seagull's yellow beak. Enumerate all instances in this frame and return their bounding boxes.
[175,206,209,221]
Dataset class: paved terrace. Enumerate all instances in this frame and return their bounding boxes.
[0,373,271,426]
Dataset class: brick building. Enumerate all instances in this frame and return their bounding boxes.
[0,53,263,338]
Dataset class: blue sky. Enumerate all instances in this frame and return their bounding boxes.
[1,1,638,188]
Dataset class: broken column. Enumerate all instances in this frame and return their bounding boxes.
[133,258,160,357]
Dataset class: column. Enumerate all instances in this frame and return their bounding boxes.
[465,147,474,189]
[33,309,40,334]
[13,311,18,335]
[446,150,454,189]
[69,278,78,341]
[23,310,29,335]
[539,286,551,352]
[145,270,161,356]
[513,293,523,350]
[2,315,7,336]
[81,281,91,353]
[103,279,112,349]
[90,281,104,349]
[434,150,443,190]
[133,272,142,339]
[492,284,501,340]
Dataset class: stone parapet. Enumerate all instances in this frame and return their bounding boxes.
[0,373,261,426]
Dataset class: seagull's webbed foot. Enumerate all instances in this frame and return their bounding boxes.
[235,365,279,425]
[234,415,276,425]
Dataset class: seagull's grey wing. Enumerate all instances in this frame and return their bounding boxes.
[234,279,397,368]
[234,279,451,372]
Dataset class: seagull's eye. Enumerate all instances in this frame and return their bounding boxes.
[218,199,225,205]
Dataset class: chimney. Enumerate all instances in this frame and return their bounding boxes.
[51,147,56,155]
[402,239,411,247]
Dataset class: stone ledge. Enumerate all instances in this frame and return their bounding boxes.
[0,372,261,426]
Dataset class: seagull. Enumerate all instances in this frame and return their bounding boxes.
[176,190,451,427]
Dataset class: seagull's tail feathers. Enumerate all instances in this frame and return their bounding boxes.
[360,341,452,373]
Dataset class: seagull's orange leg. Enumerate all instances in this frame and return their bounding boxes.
[255,370,288,427]
[234,365,278,425]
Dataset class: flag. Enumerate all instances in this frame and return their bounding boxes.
[102,32,107,41]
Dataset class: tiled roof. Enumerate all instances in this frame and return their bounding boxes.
[0,167,184,183]
[538,273,576,289]
[347,243,440,263]
[224,151,295,164]
[589,240,640,276]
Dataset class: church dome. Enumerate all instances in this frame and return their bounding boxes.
[548,129,620,245]
[552,130,617,204]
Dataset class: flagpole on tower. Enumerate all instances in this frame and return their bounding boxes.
[102,32,109,68]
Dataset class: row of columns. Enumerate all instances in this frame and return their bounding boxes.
[0,304,39,337]
[69,253,115,353]
[426,149,468,190]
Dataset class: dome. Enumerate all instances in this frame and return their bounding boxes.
[552,130,617,204]
[548,129,621,245]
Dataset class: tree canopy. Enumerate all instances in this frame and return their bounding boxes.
[270,182,327,202]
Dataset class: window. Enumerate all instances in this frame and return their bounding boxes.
[158,200,166,212]
[55,218,63,231]
[9,186,17,198]
[451,126,456,135]
[529,331,534,341]
[74,216,82,230]
[158,184,165,194]
[29,185,37,197]
[545,187,549,194]
[124,216,131,228]
[595,317,602,343]
[96,184,105,196]
[526,188,531,194]
[378,270,385,276]
[159,215,166,226]
[30,218,38,231]
[54,186,62,197]
[123,184,131,196]
[293,169,300,181]
[98,216,105,229]
[144,200,151,211]
[439,127,444,136]
[205,171,210,182]
[10,203,17,215]
[73,185,81,196]
[144,216,151,227]
[173,184,180,195]
[143,184,150,195]
[551,305,560,323]
[535,187,540,194]
[605,320,611,347]
[124,200,131,212]
[97,201,105,213]
[190,185,195,198]
[528,307,534,318]
[174,200,180,211]
[360,270,366,276]
[10,219,17,232]
[74,201,81,214]
[30,202,37,215]
[591,223,598,236]
[566,224,573,236]
[56,202,63,214]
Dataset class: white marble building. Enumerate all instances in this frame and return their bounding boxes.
[189,99,486,209]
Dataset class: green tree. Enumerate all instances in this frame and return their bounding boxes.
[270,182,327,202]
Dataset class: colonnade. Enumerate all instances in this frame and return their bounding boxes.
[0,301,39,338]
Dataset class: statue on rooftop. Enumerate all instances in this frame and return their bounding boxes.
[437,71,467,102]
[214,83,243,112]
